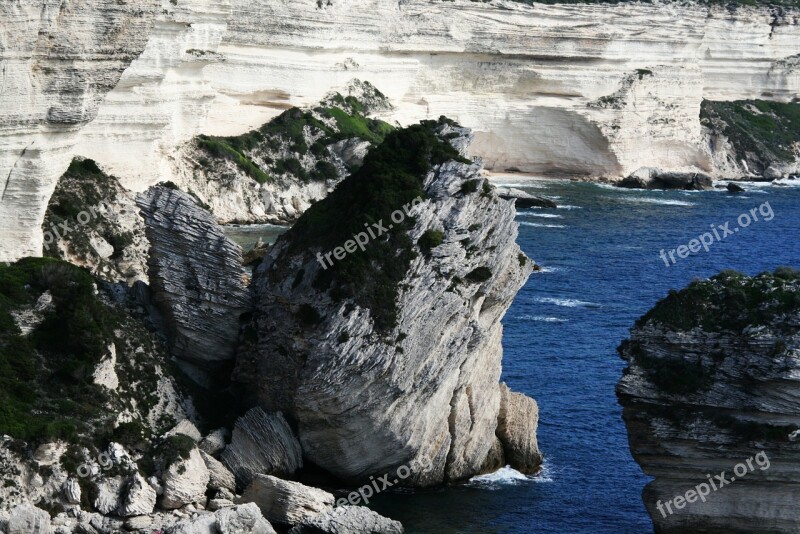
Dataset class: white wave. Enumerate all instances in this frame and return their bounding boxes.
[557,205,582,210]
[518,222,567,228]
[517,212,563,219]
[534,266,561,273]
[515,315,568,323]
[468,464,554,489]
[616,197,696,207]
[535,297,601,308]
[492,181,546,189]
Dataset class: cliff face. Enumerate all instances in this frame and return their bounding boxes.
[2,0,800,261]
[0,0,159,263]
[617,269,800,533]
[234,120,541,485]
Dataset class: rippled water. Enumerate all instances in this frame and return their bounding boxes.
[368,177,800,533]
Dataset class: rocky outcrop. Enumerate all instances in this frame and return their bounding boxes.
[234,120,539,485]
[221,408,304,489]
[495,187,558,209]
[288,506,404,534]
[161,448,211,510]
[201,451,237,492]
[6,504,52,534]
[618,168,713,190]
[119,473,157,517]
[617,268,800,533]
[173,80,394,225]
[496,383,544,475]
[216,503,277,534]
[136,186,251,374]
[241,475,335,526]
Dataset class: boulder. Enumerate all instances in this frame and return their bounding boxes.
[162,448,211,509]
[618,167,713,191]
[216,503,276,534]
[93,476,125,515]
[240,475,334,525]
[119,473,157,517]
[165,420,203,443]
[495,186,557,208]
[200,428,231,456]
[221,408,303,488]
[201,450,236,491]
[726,182,746,193]
[7,504,52,534]
[63,478,81,505]
[496,383,544,474]
[289,506,404,534]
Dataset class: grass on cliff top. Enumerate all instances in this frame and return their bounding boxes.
[283,116,469,331]
[0,258,118,443]
[701,100,800,165]
[637,267,800,333]
[196,94,394,184]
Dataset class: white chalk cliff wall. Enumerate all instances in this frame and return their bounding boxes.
[2,0,800,261]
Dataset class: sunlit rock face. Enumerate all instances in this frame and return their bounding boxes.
[0,0,159,263]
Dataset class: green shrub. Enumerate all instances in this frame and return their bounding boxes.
[418,230,444,256]
[461,179,479,194]
[285,117,469,331]
[465,266,492,284]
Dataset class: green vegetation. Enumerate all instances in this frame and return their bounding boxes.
[284,117,469,331]
[418,230,445,256]
[461,179,480,194]
[0,258,117,442]
[43,158,134,270]
[154,434,196,469]
[196,92,394,185]
[637,268,800,333]
[701,100,800,166]
[465,266,493,284]
[197,135,273,184]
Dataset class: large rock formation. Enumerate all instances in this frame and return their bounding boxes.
[136,186,251,376]
[618,268,800,533]
[234,119,541,485]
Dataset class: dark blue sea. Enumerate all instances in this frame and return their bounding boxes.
[369,177,800,533]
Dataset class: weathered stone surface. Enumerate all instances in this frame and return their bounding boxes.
[93,476,125,515]
[200,428,230,456]
[216,503,276,534]
[7,504,52,534]
[496,383,544,475]
[63,478,81,505]
[166,420,203,443]
[201,451,236,492]
[289,505,404,534]
[162,448,211,510]
[617,269,800,533]
[221,408,303,488]
[136,187,251,370]
[241,475,334,526]
[235,125,534,486]
[119,473,157,517]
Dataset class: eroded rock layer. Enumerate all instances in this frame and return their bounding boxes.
[618,268,800,533]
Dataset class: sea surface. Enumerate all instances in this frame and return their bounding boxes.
[366,176,800,533]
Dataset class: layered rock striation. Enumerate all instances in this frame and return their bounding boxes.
[234,119,542,485]
[618,268,800,533]
[136,186,251,377]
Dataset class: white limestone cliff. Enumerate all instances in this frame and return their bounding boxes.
[2,0,799,261]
